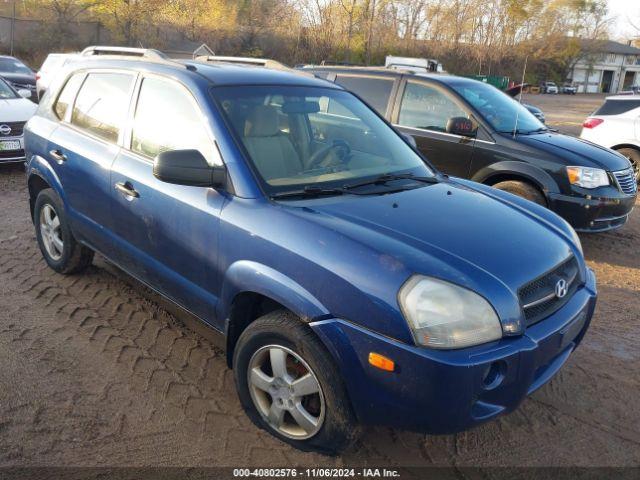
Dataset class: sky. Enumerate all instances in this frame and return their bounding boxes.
[607,0,640,40]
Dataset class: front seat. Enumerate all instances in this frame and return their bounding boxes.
[242,105,303,181]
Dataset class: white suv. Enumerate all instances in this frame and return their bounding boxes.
[36,53,78,100]
[580,95,640,181]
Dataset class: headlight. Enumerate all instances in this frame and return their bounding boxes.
[566,166,609,188]
[398,276,502,349]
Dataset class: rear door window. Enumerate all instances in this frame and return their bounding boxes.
[334,75,394,116]
[71,72,134,143]
[594,100,640,115]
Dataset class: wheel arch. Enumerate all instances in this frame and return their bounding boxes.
[219,261,330,368]
[472,161,560,199]
[611,143,640,153]
[27,172,53,222]
[27,157,65,222]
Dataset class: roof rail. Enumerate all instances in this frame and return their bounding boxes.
[79,45,195,71]
[81,46,168,60]
[194,55,290,71]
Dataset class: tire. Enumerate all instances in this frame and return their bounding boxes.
[492,180,546,206]
[233,310,357,454]
[616,148,640,183]
[34,188,94,274]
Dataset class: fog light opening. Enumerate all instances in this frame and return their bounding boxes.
[482,361,506,390]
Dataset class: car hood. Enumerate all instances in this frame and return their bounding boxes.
[0,98,37,122]
[524,103,542,114]
[515,131,631,171]
[0,72,36,86]
[288,181,574,293]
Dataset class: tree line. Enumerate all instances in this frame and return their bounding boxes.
[1,0,612,83]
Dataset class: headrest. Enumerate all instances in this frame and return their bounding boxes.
[244,105,279,137]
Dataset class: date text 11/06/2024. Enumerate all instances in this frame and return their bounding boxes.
[233,468,401,477]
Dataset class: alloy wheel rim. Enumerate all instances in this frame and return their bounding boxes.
[39,204,63,261]
[247,345,325,440]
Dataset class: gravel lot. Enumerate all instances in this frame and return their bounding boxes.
[1,94,639,474]
[522,93,606,136]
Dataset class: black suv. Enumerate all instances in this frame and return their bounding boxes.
[303,67,637,232]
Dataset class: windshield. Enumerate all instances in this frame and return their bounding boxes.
[450,81,545,134]
[0,57,32,75]
[0,78,17,99]
[212,85,433,195]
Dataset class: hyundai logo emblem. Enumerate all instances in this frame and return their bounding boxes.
[555,278,568,298]
[0,124,11,136]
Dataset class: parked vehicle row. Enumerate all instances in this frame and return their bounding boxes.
[303,66,637,232]
[24,46,599,453]
[0,55,36,100]
[540,81,559,94]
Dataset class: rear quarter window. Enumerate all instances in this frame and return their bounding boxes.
[334,75,394,115]
[594,100,640,116]
[53,73,85,120]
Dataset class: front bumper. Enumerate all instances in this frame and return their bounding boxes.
[311,268,596,434]
[548,188,636,232]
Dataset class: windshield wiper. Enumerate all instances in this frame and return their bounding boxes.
[270,173,439,200]
[500,127,549,135]
[270,186,349,200]
[343,173,439,191]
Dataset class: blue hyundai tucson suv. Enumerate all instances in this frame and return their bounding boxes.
[24,46,597,453]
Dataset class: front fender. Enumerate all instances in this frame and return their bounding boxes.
[217,260,330,324]
[471,160,560,196]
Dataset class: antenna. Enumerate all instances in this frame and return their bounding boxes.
[512,55,528,138]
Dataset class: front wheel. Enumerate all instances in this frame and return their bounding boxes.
[492,180,546,206]
[34,188,94,274]
[233,310,357,453]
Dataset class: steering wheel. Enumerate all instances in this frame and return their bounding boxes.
[308,140,351,170]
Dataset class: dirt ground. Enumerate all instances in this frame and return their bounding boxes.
[522,92,607,136]
[0,95,639,474]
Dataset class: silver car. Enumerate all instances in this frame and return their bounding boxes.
[0,77,37,163]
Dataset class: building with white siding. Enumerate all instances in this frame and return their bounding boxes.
[569,39,640,93]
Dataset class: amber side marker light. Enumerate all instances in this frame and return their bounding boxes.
[368,352,395,372]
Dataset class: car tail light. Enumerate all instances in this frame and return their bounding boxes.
[35,73,41,81]
[583,118,603,129]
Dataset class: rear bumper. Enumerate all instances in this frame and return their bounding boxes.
[548,190,636,232]
[311,269,596,434]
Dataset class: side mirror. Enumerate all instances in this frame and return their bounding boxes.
[401,132,417,148]
[18,89,32,99]
[153,149,226,188]
[446,117,476,137]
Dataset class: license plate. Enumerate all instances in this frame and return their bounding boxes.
[0,140,20,151]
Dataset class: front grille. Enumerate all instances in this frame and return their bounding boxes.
[0,149,24,159]
[613,167,637,195]
[519,256,581,326]
[0,121,25,137]
[10,82,34,91]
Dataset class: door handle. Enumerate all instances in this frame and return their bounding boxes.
[115,182,139,198]
[49,149,67,162]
